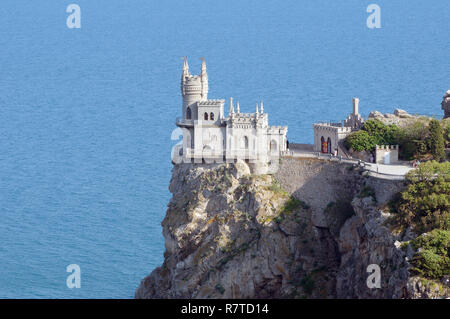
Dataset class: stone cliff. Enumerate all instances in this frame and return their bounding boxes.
[135,158,449,299]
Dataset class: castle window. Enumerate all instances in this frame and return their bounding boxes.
[186,107,192,120]
[321,136,328,153]
[327,137,332,154]
[204,112,208,120]
[240,136,249,149]
[270,140,277,153]
[210,112,214,121]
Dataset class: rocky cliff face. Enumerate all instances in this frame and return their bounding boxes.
[135,158,449,299]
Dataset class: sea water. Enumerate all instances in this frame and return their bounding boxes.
[0,0,448,298]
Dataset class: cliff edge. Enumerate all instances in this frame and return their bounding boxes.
[135,158,449,299]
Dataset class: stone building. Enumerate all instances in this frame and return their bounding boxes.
[442,90,450,119]
[175,58,287,169]
[375,145,399,164]
[313,97,364,154]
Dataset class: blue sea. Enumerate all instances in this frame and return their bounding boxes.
[0,0,448,298]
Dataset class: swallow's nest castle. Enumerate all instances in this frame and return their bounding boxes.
[175,58,287,173]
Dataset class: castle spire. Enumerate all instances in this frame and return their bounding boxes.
[236,101,240,113]
[229,97,234,115]
[182,56,189,75]
[256,103,259,114]
[260,100,264,113]
[181,57,189,95]
[201,57,206,74]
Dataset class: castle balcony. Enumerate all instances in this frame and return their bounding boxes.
[176,117,194,127]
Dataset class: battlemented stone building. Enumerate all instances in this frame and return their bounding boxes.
[375,145,399,164]
[313,97,364,154]
[175,58,287,170]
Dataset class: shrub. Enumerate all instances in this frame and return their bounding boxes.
[391,161,450,234]
[363,119,399,145]
[280,197,302,215]
[410,229,450,279]
[445,124,450,144]
[344,119,400,152]
[345,130,376,152]
[358,185,376,201]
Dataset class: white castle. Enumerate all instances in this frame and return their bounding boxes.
[175,58,287,172]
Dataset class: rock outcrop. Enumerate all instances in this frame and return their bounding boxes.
[368,109,427,127]
[135,158,449,299]
[442,90,450,119]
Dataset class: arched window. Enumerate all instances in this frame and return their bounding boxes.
[186,107,192,120]
[210,112,214,121]
[244,136,249,149]
[327,138,332,154]
[321,136,327,153]
[270,140,277,153]
[204,112,208,120]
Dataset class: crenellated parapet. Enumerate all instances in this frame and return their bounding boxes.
[313,123,352,133]
[375,144,399,151]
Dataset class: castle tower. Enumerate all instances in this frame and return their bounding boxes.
[181,57,209,120]
[352,97,359,115]
[200,58,208,99]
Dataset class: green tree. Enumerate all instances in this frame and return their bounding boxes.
[395,121,431,160]
[445,124,450,147]
[428,119,445,162]
[411,229,450,279]
[344,130,376,152]
[362,119,399,145]
[392,161,450,234]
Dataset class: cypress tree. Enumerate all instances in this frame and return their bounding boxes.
[428,119,445,161]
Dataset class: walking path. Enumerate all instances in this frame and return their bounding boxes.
[281,146,414,180]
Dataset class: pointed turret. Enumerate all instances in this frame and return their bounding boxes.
[229,97,234,115]
[181,57,189,95]
[201,57,206,74]
[260,101,264,113]
[182,57,189,77]
[236,101,240,113]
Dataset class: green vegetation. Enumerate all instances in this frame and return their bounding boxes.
[362,119,399,145]
[215,283,225,295]
[344,118,448,160]
[344,119,398,152]
[389,162,449,283]
[390,161,449,234]
[445,124,450,146]
[281,197,301,214]
[410,229,450,279]
[272,196,303,224]
[299,276,315,295]
[344,130,375,152]
[394,120,430,160]
[358,185,376,201]
[429,119,446,162]
[266,179,288,196]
